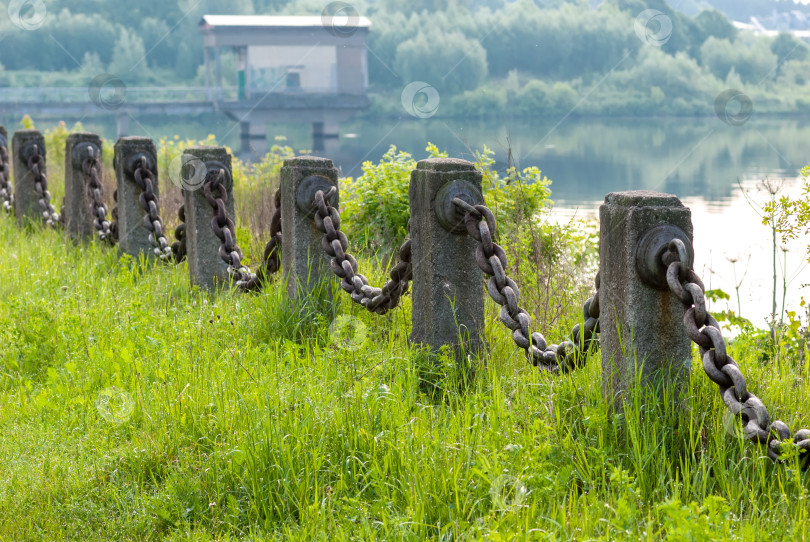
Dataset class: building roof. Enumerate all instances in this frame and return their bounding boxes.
[200,15,371,29]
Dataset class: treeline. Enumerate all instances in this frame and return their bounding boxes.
[365,0,810,116]
[0,0,809,116]
[0,0,279,81]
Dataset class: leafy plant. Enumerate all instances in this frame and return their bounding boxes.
[339,144,420,254]
[765,166,810,260]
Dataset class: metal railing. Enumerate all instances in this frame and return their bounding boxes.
[0,86,360,104]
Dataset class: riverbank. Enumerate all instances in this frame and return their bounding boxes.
[0,184,807,540]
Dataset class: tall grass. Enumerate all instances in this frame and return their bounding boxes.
[0,125,807,540]
[0,216,807,540]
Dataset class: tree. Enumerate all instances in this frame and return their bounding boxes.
[379,0,457,15]
[394,31,487,94]
[516,80,550,116]
[701,36,778,84]
[365,11,421,89]
[694,9,737,42]
[700,37,737,80]
[78,52,104,79]
[138,18,174,69]
[771,33,810,74]
[734,37,778,84]
[108,27,148,75]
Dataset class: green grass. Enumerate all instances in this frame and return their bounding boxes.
[0,216,807,541]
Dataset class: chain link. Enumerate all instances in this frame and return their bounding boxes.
[262,188,282,277]
[202,168,264,291]
[311,187,412,314]
[26,144,59,227]
[452,197,599,373]
[0,141,12,213]
[110,189,119,244]
[663,238,809,468]
[132,157,172,260]
[228,188,283,291]
[82,156,115,244]
[171,203,186,262]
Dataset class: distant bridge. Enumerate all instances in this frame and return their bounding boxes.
[0,86,371,156]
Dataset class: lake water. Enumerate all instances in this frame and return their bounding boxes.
[331,116,810,328]
[4,112,807,327]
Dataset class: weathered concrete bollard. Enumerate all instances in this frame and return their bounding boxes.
[12,129,58,227]
[600,191,694,407]
[64,132,102,240]
[408,158,486,356]
[182,146,234,291]
[114,137,159,257]
[280,156,339,302]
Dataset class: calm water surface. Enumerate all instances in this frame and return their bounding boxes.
[4,113,806,326]
[301,115,810,328]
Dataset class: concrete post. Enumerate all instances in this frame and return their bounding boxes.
[182,146,234,291]
[408,158,486,356]
[64,132,102,240]
[12,129,48,227]
[280,156,339,302]
[113,137,158,258]
[599,191,694,408]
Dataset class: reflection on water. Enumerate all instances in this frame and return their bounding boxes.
[339,116,810,326]
[335,116,810,326]
[334,116,806,200]
[554,177,810,330]
[3,112,807,325]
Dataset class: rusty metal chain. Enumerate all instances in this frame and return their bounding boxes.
[263,188,282,276]
[27,144,59,227]
[132,157,172,260]
[257,188,282,280]
[82,156,115,244]
[0,142,12,212]
[312,186,412,314]
[110,189,119,244]
[663,238,810,468]
[171,203,186,262]
[452,198,599,373]
[228,188,283,291]
[203,168,262,291]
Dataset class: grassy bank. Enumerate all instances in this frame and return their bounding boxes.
[0,202,808,540]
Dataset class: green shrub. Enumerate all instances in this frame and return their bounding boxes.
[341,144,427,254]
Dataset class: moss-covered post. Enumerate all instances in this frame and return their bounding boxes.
[114,137,159,258]
[280,156,339,302]
[408,158,486,357]
[64,132,102,240]
[599,191,694,408]
[182,146,234,291]
[12,129,51,227]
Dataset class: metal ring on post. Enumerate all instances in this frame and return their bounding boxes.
[126,151,156,176]
[435,179,484,234]
[635,224,693,290]
[296,174,336,217]
[197,161,231,188]
[20,140,44,163]
[71,142,101,168]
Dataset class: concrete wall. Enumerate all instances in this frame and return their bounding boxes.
[201,26,369,95]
